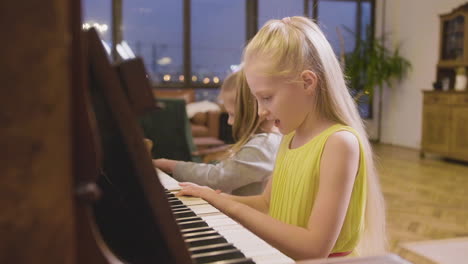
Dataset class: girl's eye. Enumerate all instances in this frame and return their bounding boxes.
[262,96,272,102]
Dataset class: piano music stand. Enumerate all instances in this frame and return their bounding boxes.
[114,58,159,117]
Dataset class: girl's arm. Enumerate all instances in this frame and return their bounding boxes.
[153,158,176,173]
[161,134,279,194]
[177,131,360,260]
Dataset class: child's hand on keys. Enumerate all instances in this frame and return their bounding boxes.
[177,182,221,199]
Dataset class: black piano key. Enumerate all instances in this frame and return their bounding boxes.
[192,248,246,264]
[178,219,209,229]
[173,210,198,218]
[172,207,192,212]
[167,197,180,202]
[186,235,228,247]
[181,226,213,234]
[177,216,203,222]
[183,229,218,239]
[171,203,187,209]
[189,243,236,254]
[169,199,183,206]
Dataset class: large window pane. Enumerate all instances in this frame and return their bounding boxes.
[191,0,245,85]
[317,0,357,55]
[83,0,112,49]
[259,0,303,28]
[123,0,183,84]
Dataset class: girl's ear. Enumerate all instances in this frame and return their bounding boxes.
[300,70,317,95]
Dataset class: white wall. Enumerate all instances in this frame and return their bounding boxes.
[368,0,467,149]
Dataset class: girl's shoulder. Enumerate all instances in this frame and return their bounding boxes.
[326,129,360,153]
[326,125,361,144]
[322,125,362,159]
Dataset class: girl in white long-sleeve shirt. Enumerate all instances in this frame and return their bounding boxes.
[153,69,281,195]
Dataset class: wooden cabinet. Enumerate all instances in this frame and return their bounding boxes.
[437,3,468,89]
[421,91,468,161]
[423,4,468,162]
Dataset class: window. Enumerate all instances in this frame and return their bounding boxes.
[82,0,112,49]
[312,0,375,118]
[258,0,304,28]
[317,1,358,54]
[122,0,183,84]
[85,0,374,114]
[191,0,245,85]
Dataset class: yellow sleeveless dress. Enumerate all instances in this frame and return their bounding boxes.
[269,124,367,254]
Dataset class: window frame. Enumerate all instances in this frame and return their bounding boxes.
[108,0,375,92]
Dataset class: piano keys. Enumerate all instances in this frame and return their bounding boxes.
[157,169,294,264]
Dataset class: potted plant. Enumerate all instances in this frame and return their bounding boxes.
[341,26,412,141]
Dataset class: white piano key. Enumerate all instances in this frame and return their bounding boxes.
[156,168,181,191]
[178,195,209,206]
[190,204,221,215]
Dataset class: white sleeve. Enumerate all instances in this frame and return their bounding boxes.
[172,133,281,193]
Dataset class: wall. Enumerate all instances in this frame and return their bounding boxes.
[368,0,467,149]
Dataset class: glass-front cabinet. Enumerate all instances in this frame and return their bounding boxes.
[437,3,468,89]
[439,4,468,67]
[441,15,465,62]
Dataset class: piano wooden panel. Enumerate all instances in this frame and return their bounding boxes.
[0,1,76,263]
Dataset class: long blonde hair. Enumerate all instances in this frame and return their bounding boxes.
[220,70,263,157]
[243,16,386,255]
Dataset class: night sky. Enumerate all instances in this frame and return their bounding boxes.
[83,0,367,81]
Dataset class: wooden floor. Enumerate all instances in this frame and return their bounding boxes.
[373,144,468,254]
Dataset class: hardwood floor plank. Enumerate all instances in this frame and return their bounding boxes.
[373,144,468,254]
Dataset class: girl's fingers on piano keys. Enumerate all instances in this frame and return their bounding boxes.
[179,182,199,187]
[177,182,217,199]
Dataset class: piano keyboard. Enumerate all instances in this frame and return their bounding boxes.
[157,169,294,264]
